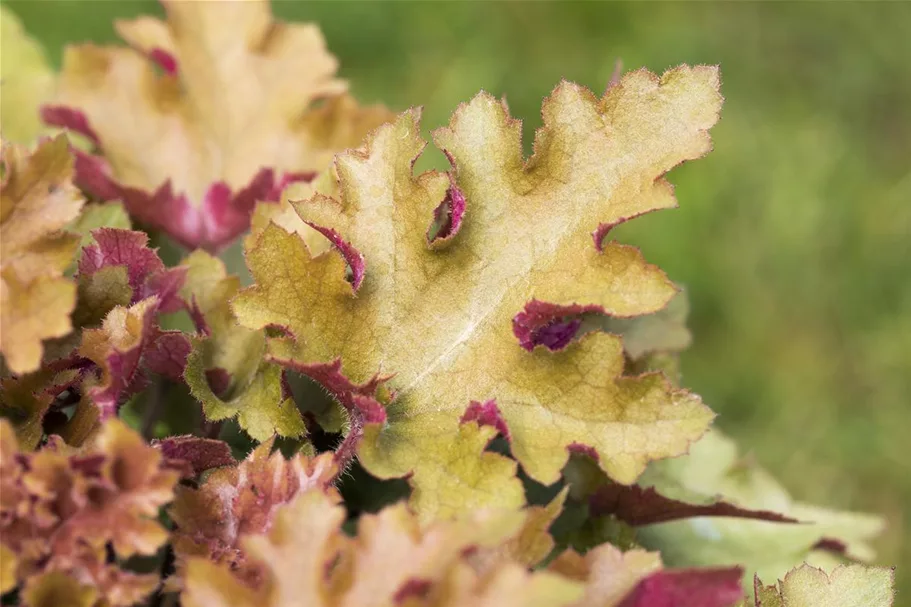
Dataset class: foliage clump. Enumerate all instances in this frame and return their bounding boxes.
[0,2,895,606]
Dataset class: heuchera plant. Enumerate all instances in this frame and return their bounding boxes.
[0,2,897,606]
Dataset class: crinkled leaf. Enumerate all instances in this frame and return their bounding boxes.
[169,439,338,589]
[550,544,662,607]
[0,6,55,143]
[181,488,582,607]
[0,418,177,605]
[78,228,186,313]
[465,487,569,578]
[45,0,392,250]
[78,296,183,423]
[185,342,305,442]
[71,265,133,330]
[753,564,894,607]
[234,66,721,516]
[1,136,84,374]
[180,250,305,441]
[152,435,235,477]
[637,430,885,586]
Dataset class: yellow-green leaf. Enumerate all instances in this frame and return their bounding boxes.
[235,66,721,516]
[637,430,886,587]
[755,564,894,607]
[181,251,305,441]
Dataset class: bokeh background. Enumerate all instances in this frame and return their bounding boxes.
[4,0,910,595]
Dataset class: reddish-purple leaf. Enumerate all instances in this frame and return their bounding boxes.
[513,300,601,351]
[460,399,511,440]
[78,228,187,312]
[618,567,744,607]
[589,483,799,527]
[153,436,235,477]
[427,181,467,244]
[144,331,192,381]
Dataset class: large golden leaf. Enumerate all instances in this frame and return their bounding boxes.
[234,66,721,517]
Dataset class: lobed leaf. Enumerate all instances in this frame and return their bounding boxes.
[169,438,338,590]
[180,250,306,441]
[550,544,663,607]
[181,488,582,607]
[752,564,894,607]
[1,136,84,374]
[0,418,178,605]
[77,296,180,424]
[44,0,393,251]
[152,434,235,477]
[235,66,722,516]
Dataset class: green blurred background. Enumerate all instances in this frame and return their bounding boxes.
[5,0,909,595]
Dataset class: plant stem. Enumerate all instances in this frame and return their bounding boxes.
[333,414,363,477]
[141,377,165,439]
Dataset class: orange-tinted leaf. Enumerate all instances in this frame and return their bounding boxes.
[0,418,177,606]
[169,439,338,589]
[78,297,159,421]
[550,544,662,607]
[75,293,190,428]
[1,136,84,373]
[45,0,392,251]
[0,542,17,594]
[181,489,582,607]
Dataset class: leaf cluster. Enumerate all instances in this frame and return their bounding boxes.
[0,2,895,606]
